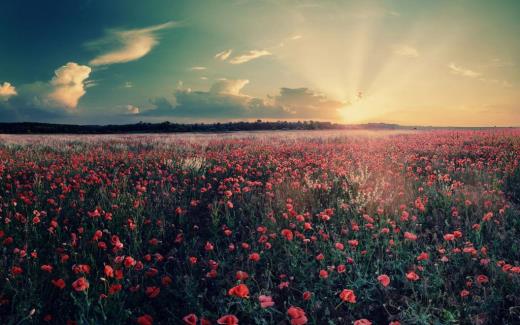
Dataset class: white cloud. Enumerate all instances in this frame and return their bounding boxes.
[126,104,140,114]
[290,35,303,40]
[48,62,91,109]
[229,50,271,64]
[88,21,177,66]
[0,82,17,101]
[215,49,233,61]
[448,63,481,78]
[393,45,419,58]
[210,79,249,96]
[123,81,133,88]
[190,66,207,71]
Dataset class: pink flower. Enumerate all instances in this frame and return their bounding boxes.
[259,295,275,308]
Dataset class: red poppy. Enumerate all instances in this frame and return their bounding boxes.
[339,289,356,303]
[51,278,66,289]
[137,314,153,325]
[217,314,239,325]
[228,284,249,298]
[406,271,420,281]
[182,314,198,325]
[72,277,89,291]
[145,286,160,298]
[259,295,275,308]
[378,274,390,287]
[287,306,307,325]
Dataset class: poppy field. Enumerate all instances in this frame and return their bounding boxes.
[1,130,520,325]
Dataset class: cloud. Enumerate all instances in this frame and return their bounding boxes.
[145,80,345,120]
[48,62,92,109]
[448,63,481,78]
[448,62,512,87]
[88,21,177,66]
[393,45,419,58]
[190,66,207,71]
[0,82,17,101]
[271,88,345,117]
[126,104,140,115]
[209,79,249,96]
[290,35,303,40]
[229,50,272,64]
[215,49,233,61]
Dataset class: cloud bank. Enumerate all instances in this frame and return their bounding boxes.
[145,79,346,120]
[88,21,177,66]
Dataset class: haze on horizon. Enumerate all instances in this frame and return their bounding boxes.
[0,0,519,127]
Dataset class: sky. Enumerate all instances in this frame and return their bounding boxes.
[0,0,519,126]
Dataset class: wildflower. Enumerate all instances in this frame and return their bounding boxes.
[137,315,153,325]
[406,271,420,281]
[319,269,329,279]
[40,264,53,273]
[443,233,455,241]
[72,277,89,291]
[287,306,308,325]
[235,271,249,281]
[354,320,372,325]
[217,315,239,325]
[417,252,429,261]
[281,229,294,241]
[339,289,356,303]
[51,278,66,289]
[183,314,198,325]
[145,286,160,298]
[259,295,275,308]
[378,274,390,287]
[404,232,417,241]
[249,253,260,262]
[302,291,312,300]
[228,284,249,298]
[476,274,489,285]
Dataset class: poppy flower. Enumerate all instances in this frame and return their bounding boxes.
[476,274,489,285]
[182,314,198,325]
[40,264,53,273]
[137,315,153,325]
[404,232,417,241]
[259,295,275,308]
[406,271,420,281]
[339,289,356,303]
[287,306,308,325]
[72,277,89,291]
[145,286,160,298]
[51,278,66,289]
[354,320,372,325]
[235,271,249,281]
[217,314,239,325]
[460,289,470,297]
[228,284,249,298]
[378,274,390,287]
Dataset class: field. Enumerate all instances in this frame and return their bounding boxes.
[1,130,520,325]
